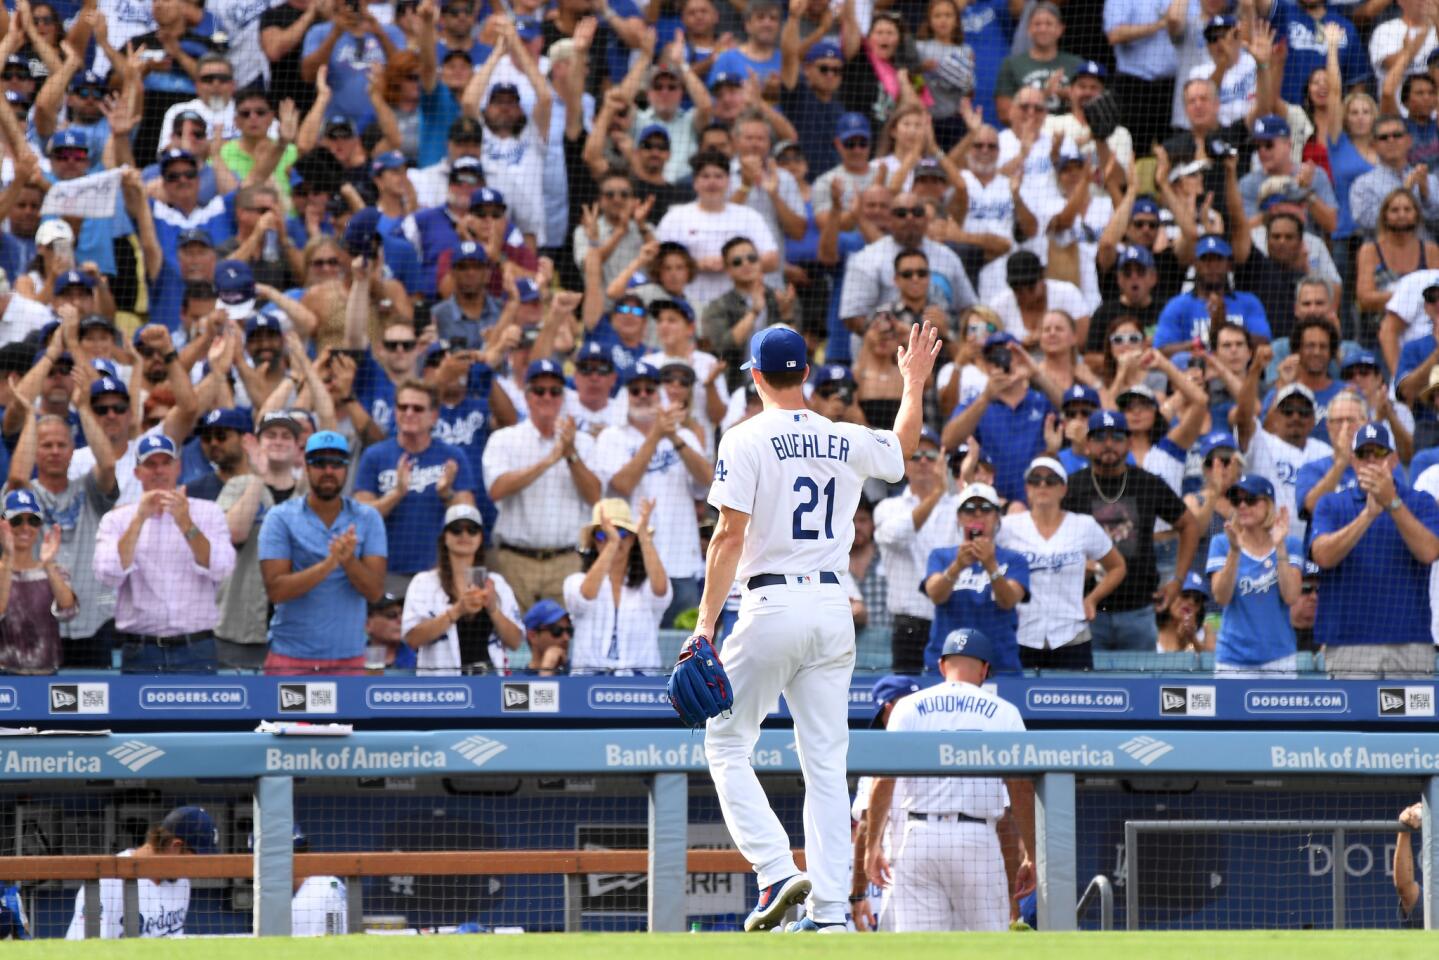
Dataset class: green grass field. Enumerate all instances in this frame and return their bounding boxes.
[7,932,1438,960]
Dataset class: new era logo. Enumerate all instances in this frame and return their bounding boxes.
[280,686,307,710]
[1119,736,1174,767]
[1380,689,1407,714]
[503,684,530,710]
[1161,688,1188,714]
[107,740,165,772]
[51,687,76,710]
[452,735,508,768]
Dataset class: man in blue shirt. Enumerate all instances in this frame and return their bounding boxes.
[711,0,783,87]
[942,333,1058,502]
[1395,278,1439,447]
[1154,235,1272,351]
[258,430,388,675]
[300,4,407,132]
[354,379,479,596]
[1104,0,1184,153]
[921,482,1030,674]
[1311,421,1439,677]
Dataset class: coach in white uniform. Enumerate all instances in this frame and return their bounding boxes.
[864,629,1035,932]
[694,322,941,933]
[850,674,921,931]
[66,806,218,939]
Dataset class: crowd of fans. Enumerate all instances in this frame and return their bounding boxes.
[0,0,1438,679]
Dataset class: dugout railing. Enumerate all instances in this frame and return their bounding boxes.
[0,729,1436,935]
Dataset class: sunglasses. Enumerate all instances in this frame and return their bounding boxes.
[71,87,104,99]
[200,429,235,442]
[651,81,681,92]
[593,528,633,543]
[1090,430,1129,443]
[1354,446,1391,461]
[307,456,350,470]
[376,609,402,621]
[616,304,647,317]
[49,359,75,375]
[897,268,930,280]
[967,321,997,338]
[576,363,613,376]
[909,450,939,462]
[959,502,999,515]
[891,206,925,218]
[1109,332,1144,346]
[641,139,670,150]
[1204,452,1235,468]
[815,386,853,402]
[7,515,42,528]
[53,149,88,161]
[1118,396,1156,410]
[446,522,482,535]
[603,189,632,199]
[728,252,759,267]
[1026,473,1064,487]
[1131,219,1160,230]
[473,206,504,218]
[395,402,430,413]
[542,623,574,636]
[841,136,870,149]
[1227,490,1262,506]
[237,108,272,119]
[661,373,695,387]
[1375,130,1407,141]
[32,14,56,24]
[164,169,198,182]
[1277,404,1312,418]
[383,339,418,351]
[94,402,130,416]
[627,383,658,396]
[2,70,31,81]
[311,257,342,268]
[527,385,564,397]
[1063,407,1094,420]
[1301,583,1318,595]
[199,74,233,84]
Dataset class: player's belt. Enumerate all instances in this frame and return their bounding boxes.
[908,812,987,824]
[746,572,840,589]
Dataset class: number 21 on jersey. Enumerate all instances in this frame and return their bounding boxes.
[792,476,835,540]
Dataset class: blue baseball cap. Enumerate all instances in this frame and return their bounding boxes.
[1204,14,1237,34]
[1352,420,1393,453]
[1340,351,1382,377]
[649,298,695,322]
[160,806,218,855]
[1252,114,1290,140]
[637,123,670,145]
[3,489,41,520]
[91,357,119,379]
[515,277,541,304]
[1073,60,1106,80]
[1132,197,1162,218]
[244,314,283,337]
[216,260,256,319]
[914,157,946,180]
[939,627,993,664]
[835,112,871,141]
[470,186,506,209]
[983,332,1018,351]
[1228,473,1275,499]
[454,240,489,264]
[136,434,178,463]
[343,207,383,255]
[53,270,95,294]
[574,341,615,370]
[523,599,569,631]
[488,82,521,103]
[323,115,357,138]
[1303,559,1321,578]
[919,425,941,447]
[177,227,213,249]
[740,327,807,373]
[69,70,105,92]
[199,408,251,434]
[158,147,197,171]
[814,364,855,386]
[1061,384,1100,409]
[48,128,88,153]
[1198,430,1238,459]
[1180,570,1211,600]
[1195,234,1232,259]
[627,270,650,289]
[1118,244,1155,270]
[525,358,565,384]
[91,375,128,399]
[371,149,407,176]
[625,360,661,384]
[305,430,352,460]
[708,71,744,91]
[515,15,543,40]
[806,39,843,63]
[1088,409,1129,434]
[869,674,920,727]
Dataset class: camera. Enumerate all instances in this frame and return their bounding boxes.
[1205,137,1236,160]
[948,446,967,478]
[987,345,1012,374]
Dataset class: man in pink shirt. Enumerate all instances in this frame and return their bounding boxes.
[93,435,236,673]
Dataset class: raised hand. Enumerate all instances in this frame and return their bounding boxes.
[39,524,61,565]
[328,525,358,564]
[437,459,459,499]
[1270,506,1290,547]
[638,497,656,538]
[166,486,192,529]
[897,322,943,388]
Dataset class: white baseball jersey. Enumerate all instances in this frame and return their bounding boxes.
[707,409,905,577]
[291,876,348,936]
[1243,424,1332,541]
[887,680,1025,818]
[852,774,906,929]
[65,850,190,939]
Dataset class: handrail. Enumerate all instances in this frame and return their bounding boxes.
[1077,874,1114,930]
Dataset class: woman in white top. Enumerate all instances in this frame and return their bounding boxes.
[402,504,523,675]
[995,457,1125,671]
[564,497,672,675]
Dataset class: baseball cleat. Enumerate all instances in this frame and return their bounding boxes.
[743,874,812,932]
[782,917,849,933]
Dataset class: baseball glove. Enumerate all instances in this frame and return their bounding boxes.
[667,634,733,727]
[1082,90,1122,142]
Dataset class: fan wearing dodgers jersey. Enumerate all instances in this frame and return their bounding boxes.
[864,629,1035,933]
[65,806,218,939]
[695,322,941,933]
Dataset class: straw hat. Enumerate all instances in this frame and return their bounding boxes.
[580,498,646,549]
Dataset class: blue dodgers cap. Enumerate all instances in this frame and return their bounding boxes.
[869,674,920,727]
[1252,114,1291,140]
[47,128,88,153]
[343,207,383,253]
[835,112,872,141]
[1180,570,1211,600]
[304,430,352,460]
[919,425,941,447]
[158,147,196,171]
[454,240,489,264]
[627,270,650,289]
[1088,409,1129,434]
[814,363,855,386]
[160,806,218,855]
[488,82,521,103]
[708,70,744,91]
[1302,559,1321,578]
[3,489,41,520]
[1073,60,1106,80]
[91,375,128,399]
[1352,420,1394,452]
[1195,234,1232,258]
[177,227,214,249]
[625,360,661,384]
[323,115,357,138]
[216,259,256,319]
[637,123,671,145]
[244,314,283,337]
[470,186,506,208]
[982,332,1018,351]
[370,149,407,176]
[1198,430,1238,458]
[1061,383,1100,408]
[136,434,178,463]
[939,627,994,664]
[1340,350,1382,376]
[91,357,120,379]
[69,69,105,91]
[1228,473,1275,499]
[200,407,251,433]
[53,269,95,293]
[1132,196,1161,218]
[1205,13,1237,32]
[648,297,695,322]
[515,277,541,303]
[523,598,569,631]
[806,39,843,63]
[515,15,543,40]
[574,340,615,370]
[740,327,807,373]
[1117,244,1155,270]
[525,358,565,383]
